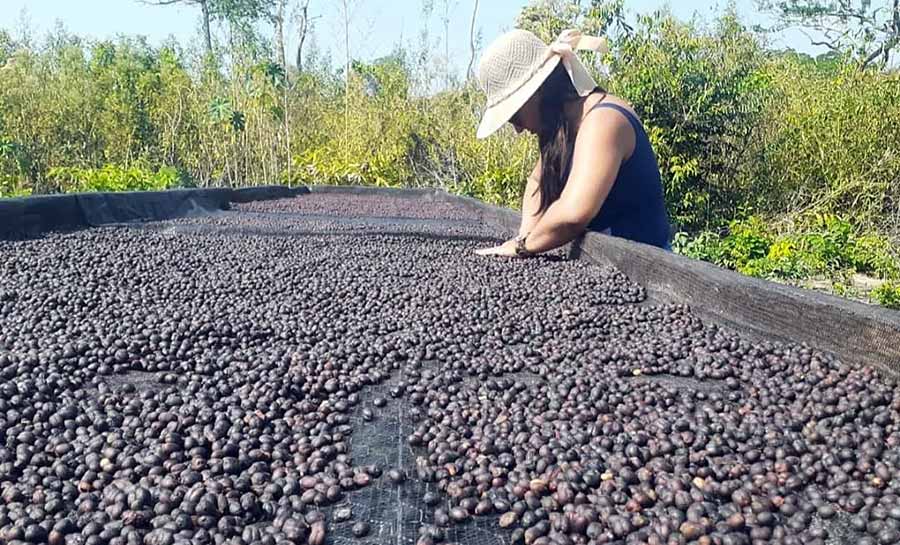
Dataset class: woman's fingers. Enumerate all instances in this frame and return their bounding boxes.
[474,245,503,256]
[474,241,517,257]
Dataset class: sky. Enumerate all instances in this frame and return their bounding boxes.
[0,0,824,76]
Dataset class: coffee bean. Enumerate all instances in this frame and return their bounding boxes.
[351,521,370,538]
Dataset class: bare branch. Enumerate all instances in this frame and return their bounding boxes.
[140,0,195,5]
[861,42,885,67]
[800,28,843,51]
[466,0,479,82]
[809,39,843,50]
[273,0,287,73]
[894,0,900,33]
[759,0,898,68]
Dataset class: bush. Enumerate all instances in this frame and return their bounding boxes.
[872,283,900,310]
[610,10,769,231]
[674,212,900,309]
[747,58,900,235]
[46,164,183,193]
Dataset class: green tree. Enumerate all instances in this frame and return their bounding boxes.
[139,0,271,55]
[352,52,411,99]
[0,29,13,64]
[610,10,769,231]
[517,0,590,42]
[757,0,900,69]
[516,0,629,43]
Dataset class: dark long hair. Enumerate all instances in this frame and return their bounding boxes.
[535,63,603,213]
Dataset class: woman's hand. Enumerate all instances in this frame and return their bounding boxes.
[474,239,519,257]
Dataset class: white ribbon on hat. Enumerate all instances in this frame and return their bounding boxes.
[547,29,610,95]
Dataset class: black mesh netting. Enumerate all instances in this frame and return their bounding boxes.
[0,194,898,545]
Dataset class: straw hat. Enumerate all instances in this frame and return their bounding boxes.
[476,29,608,139]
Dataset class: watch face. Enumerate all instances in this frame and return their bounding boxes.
[515,237,529,256]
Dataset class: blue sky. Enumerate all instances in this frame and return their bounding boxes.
[1,0,822,74]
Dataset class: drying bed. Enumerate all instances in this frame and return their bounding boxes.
[0,192,899,545]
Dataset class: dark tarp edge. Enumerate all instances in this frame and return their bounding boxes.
[231,185,310,203]
[75,189,233,226]
[0,188,289,237]
[0,194,87,238]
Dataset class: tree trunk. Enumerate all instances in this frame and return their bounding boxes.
[467,0,479,81]
[296,1,310,72]
[274,0,287,74]
[341,0,351,96]
[443,0,451,88]
[200,0,213,55]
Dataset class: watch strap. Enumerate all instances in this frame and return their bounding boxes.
[515,234,532,257]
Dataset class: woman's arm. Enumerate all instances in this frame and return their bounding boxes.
[518,158,543,236]
[521,109,633,253]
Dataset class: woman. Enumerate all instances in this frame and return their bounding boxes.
[474,29,671,258]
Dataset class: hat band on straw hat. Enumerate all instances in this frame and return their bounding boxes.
[485,30,608,109]
[548,30,608,97]
[476,28,609,139]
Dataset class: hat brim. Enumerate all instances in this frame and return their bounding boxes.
[476,56,561,139]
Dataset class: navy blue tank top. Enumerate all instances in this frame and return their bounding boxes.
[584,102,671,250]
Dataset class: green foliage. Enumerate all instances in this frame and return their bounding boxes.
[871,282,900,310]
[718,217,773,270]
[46,164,183,193]
[518,0,592,43]
[516,0,629,43]
[287,142,410,188]
[756,0,900,69]
[672,231,723,263]
[674,213,900,308]
[209,0,272,22]
[0,137,31,197]
[745,59,900,233]
[609,10,769,231]
[846,234,900,279]
[352,52,411,99]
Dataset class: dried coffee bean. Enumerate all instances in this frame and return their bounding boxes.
[449,507,469,523]
[434,509,450,527]
[423,492,441,507]
[387,469,406,484]
[352,521,370,537]
[334,506,353,523]
[500,512,519,528]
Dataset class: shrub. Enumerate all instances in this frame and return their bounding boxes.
[872,283,900,310]
[674,212,900,310]
[46,164,183,193]
[610,10,769,231]
[747,59,900,234]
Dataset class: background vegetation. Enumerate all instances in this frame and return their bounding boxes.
[1,0,899,308]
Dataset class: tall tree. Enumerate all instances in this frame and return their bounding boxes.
[294,0,315,72]
[466,0,480,81]
[440,0,458,88]
[271,0,288,72]
[516,0,629,43]
[141,0,214,54]
[140,0,269,55]
[338,0,361,94]
[757,0,900,69]
[516,0,584,43]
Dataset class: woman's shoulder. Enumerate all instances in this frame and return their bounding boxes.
[577,93,640,161]
[582,93,641,123]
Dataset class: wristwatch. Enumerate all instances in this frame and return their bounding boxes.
[514,234,534,257]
